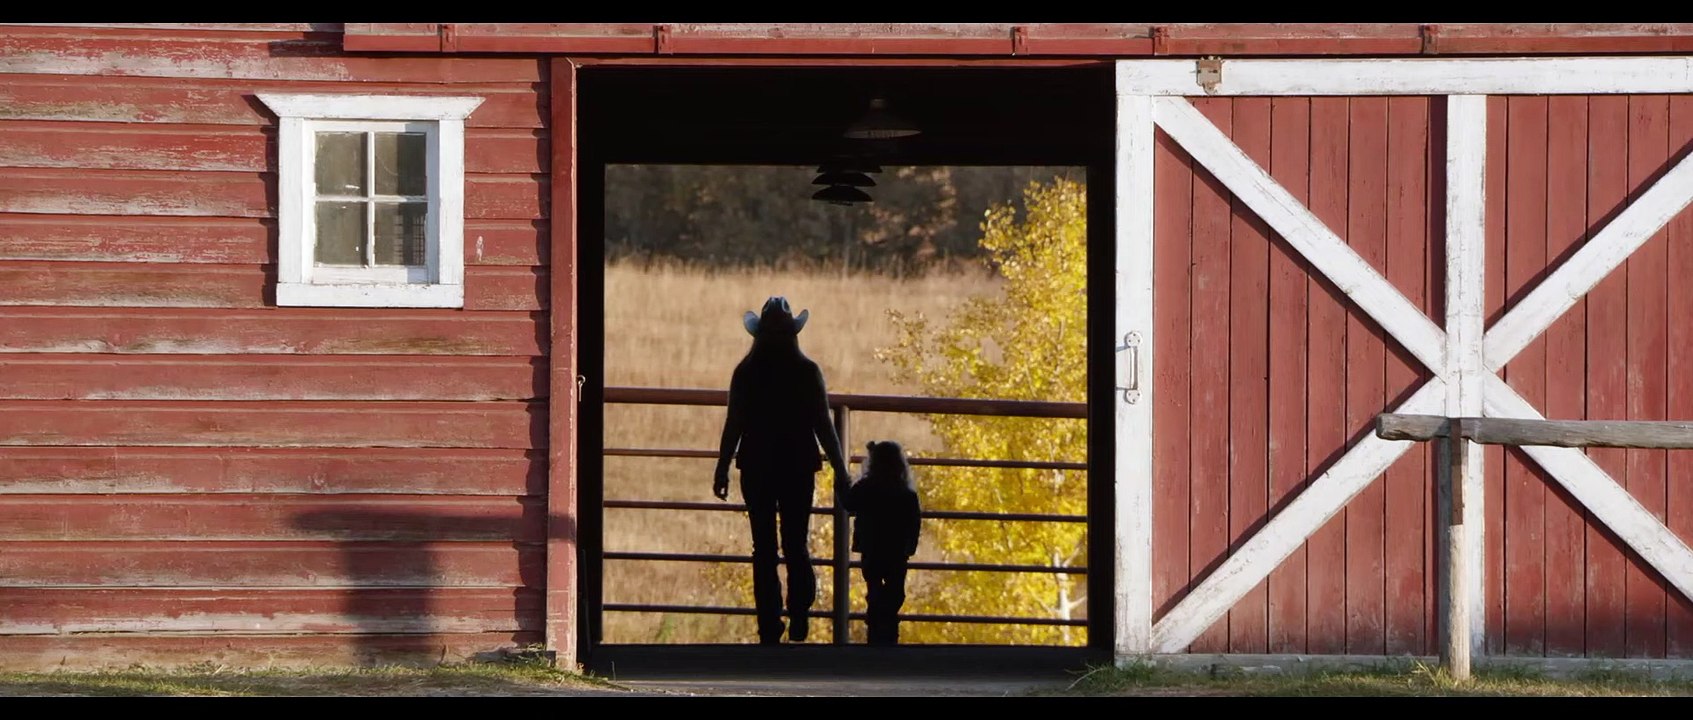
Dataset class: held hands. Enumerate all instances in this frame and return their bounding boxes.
[833,462,852,486]
[712,467,730,501]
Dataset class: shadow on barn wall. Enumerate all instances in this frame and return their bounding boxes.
[289,503,558,666]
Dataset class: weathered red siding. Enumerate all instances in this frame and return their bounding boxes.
[1304,96,1352,656]
[1384,94,1432,657]
[1265,97,1311,654]
[1544,95,1590,657]
[1185,97,1231,654]
[8,21,1693,668]
[1490,94,1693,658]
[1669,96,1693,658]
[1150,127,1192,633]
[341,22,1693,57]
[1502,95,1550,657]
[1154,95,1693,659]
[1484,94,1508,658]
[1226,96,1271,655]
[0,23,548,668]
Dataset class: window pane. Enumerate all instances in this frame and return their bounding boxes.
[375,132,427,196]
[315,201,366,266]
[374,202,427,266]
[314,132,366,196]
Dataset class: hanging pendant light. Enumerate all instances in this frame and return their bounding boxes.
[810,95,909,204]
[812,170,876,187]
[812,184,872,206]
[811,152,878,204]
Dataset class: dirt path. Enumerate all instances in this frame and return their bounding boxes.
[610,675,1072,697]
[585,644,1093,696]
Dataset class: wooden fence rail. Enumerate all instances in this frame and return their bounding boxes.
[1376,412,1693,681]
[605,386,1090,644]
[1378,413,1693,449]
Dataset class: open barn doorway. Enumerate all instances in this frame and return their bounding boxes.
[572,65,1118,673]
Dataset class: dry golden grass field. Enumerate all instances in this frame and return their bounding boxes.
[599,259,1007,644]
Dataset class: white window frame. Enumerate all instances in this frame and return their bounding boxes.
[258,94,484,308]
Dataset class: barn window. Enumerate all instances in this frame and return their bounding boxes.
[257,94,484,308]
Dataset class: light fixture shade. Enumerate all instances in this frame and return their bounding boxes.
[812,184,873,205]
[844,97,920,140]
[812,171,876,187]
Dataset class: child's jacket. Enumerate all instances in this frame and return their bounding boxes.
[844,479,922,558]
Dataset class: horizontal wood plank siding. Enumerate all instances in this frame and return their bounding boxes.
[0,400,546,448]
[0,541,543,587]
[0,587,541,635]
[0,355,545,401]
[0,308,545,356]
[0,495,546,541]
[0,262,546,310]
[0,447,545,495]
[0,24,551,667]
[0,170,545,219]
[0,633,542,671]
[0,215,546,266]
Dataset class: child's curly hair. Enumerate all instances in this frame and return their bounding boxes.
[857,440,915,492]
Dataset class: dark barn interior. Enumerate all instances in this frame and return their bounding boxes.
[574,64,1120,675]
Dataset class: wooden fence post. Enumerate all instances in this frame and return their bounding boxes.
[1440,418,1472,682]
[832,405,852,645]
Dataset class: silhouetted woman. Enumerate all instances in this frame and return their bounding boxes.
[713,296,851,645]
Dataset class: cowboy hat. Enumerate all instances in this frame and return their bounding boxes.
[742,296,810,337]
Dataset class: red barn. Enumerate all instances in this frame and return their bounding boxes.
[5,22,1693,674]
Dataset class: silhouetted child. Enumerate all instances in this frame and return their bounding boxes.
[844,440,922,645]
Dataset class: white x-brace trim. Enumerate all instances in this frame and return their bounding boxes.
[1114,71,1693,658]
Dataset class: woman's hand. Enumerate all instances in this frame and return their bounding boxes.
[712,468,731,501]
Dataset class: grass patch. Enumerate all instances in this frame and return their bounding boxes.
[1053,659,1693,697]
[0,655,627,697]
